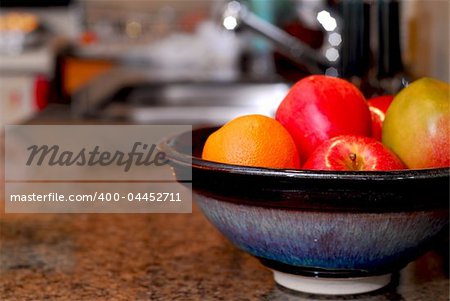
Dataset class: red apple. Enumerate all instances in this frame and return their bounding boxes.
[303,135,406,171]
[276,75,372,162]
[368,95,394,113]
[367,95,394,141]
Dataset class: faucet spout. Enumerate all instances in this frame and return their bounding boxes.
[222,1,339,75]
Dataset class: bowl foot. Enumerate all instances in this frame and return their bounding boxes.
[273,270,392,295]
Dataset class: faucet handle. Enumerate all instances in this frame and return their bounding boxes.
[377,0,404,78]
[340,0,371,78]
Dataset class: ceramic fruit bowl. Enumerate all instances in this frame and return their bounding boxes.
[158,127,449,295]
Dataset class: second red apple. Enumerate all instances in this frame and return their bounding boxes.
[303,135,406,171]
[368,95,394,141]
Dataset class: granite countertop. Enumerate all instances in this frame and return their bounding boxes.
[1,202,449,301]
[1,105,449,300]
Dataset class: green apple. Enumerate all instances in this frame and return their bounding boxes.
[382,77,449,169]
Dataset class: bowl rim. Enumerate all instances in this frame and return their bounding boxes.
[158,127,450,181]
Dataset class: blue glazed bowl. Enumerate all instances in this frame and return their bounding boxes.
[159,127,449,295]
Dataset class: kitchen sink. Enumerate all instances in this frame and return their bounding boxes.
[72,68,290,125]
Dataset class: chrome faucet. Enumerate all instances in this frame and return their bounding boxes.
[221,0,341,75]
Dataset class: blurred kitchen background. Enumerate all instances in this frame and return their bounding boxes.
[0,0,448,126]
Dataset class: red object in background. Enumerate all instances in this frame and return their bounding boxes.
[368,95,394,141]
[34,75,49,111]
[303,135,406,171]
[180,11,208,33]
[80,31,97,45]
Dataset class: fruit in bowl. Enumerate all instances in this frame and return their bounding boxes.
[158,75,449,295]
[383,77,449,169]
[202,114,300,169]
[201,76,448,171]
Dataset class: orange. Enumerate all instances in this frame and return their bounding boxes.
[202,114,300,169]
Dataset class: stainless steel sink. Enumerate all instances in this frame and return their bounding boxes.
[72,68,290,124]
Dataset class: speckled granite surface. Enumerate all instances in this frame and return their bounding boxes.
[1,202,449,301]
[1,106,449,300]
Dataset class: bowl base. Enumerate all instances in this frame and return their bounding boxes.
[273,270,392,295]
